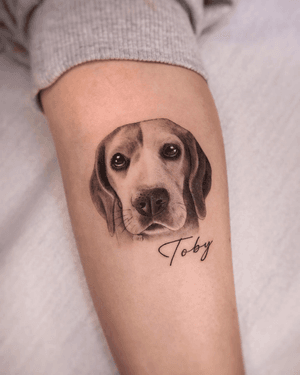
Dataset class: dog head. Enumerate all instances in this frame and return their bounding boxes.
[90,118,211,238]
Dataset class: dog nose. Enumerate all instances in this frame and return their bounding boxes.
[133,188,169,217]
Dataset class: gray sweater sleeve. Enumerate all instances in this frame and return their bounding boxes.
[1,0,236,102]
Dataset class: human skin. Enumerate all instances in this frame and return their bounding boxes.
[41,60,245,375]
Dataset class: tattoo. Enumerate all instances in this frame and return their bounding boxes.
[90,118,212,241]
[158,236,213,266]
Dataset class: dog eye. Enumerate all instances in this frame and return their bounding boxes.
[161,144,181,159]
[111,153,130,170]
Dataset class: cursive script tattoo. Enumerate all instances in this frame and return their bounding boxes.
[158,236,213,266]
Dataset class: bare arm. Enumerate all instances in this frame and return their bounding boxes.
[41,60,244,375]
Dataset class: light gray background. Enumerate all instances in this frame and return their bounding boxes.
[1,0,299,373]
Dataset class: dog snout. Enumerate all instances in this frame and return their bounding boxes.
[133,188,169,217]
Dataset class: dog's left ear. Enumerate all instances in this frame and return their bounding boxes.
[188,137,212,219]
[90,142,116,236]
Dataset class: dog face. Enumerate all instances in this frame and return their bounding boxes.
[90,119,211,240]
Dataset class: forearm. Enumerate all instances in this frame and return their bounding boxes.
[41,60,244,374]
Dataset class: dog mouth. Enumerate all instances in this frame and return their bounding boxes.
[143,223,169,234]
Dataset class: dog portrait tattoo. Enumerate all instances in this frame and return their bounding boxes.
[90,118,212,241]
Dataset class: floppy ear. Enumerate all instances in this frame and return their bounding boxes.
[188,137,212,219]
[90,142,116,236]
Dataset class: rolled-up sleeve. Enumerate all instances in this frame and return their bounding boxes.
[1,0,236,103]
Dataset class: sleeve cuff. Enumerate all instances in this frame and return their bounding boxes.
[29,0,209,106]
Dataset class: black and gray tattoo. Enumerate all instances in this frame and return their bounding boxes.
[90,118,212,242]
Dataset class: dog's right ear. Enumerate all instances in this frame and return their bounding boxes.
[90,143,116,236]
